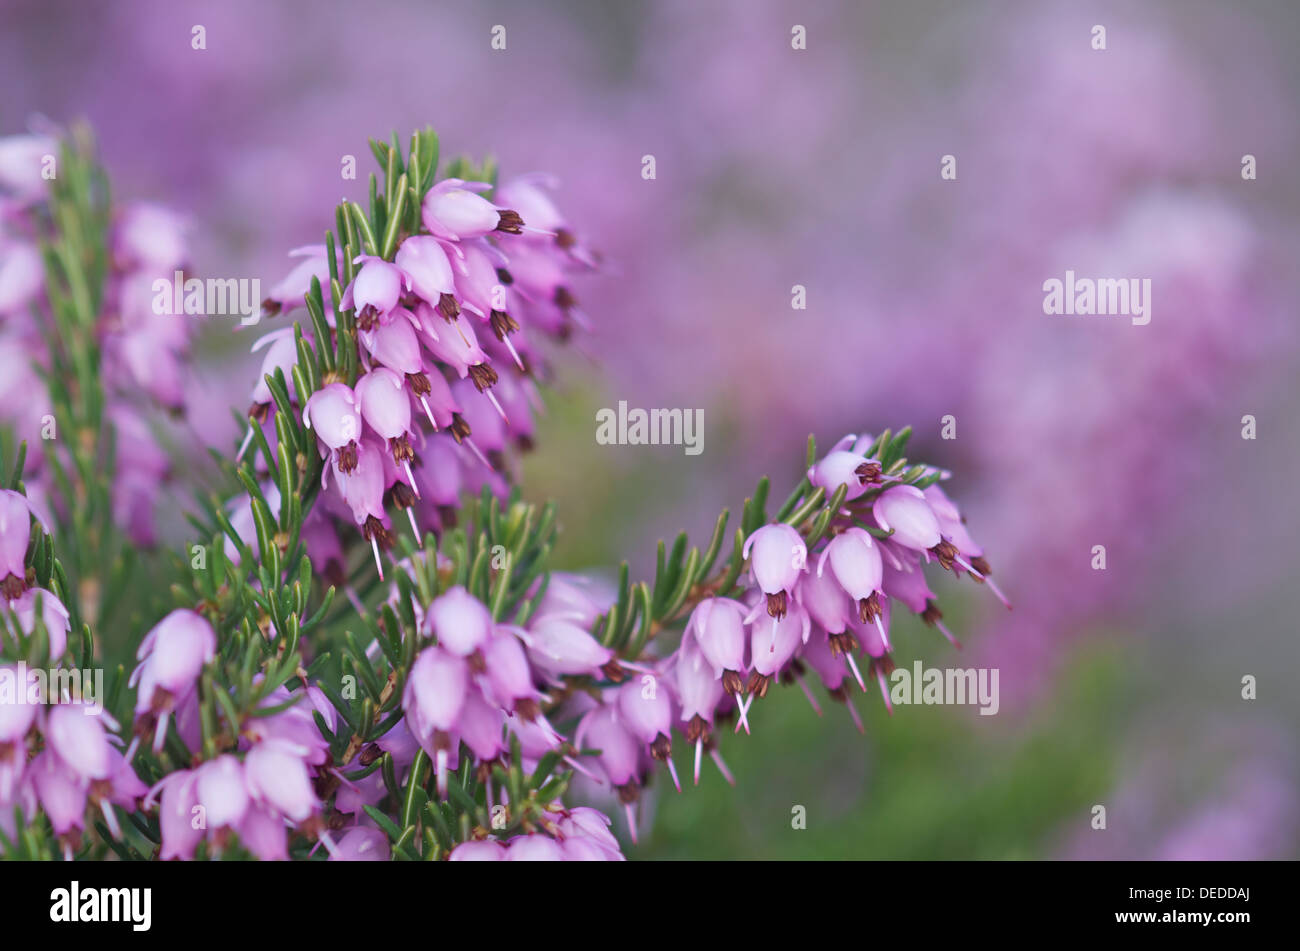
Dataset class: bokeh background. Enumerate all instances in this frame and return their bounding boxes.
[3,0,1297,858]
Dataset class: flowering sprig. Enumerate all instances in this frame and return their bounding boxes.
[1,123,1005,861]
[0,447,146,861]
[533,427,1011,835]
[121,128,601,858]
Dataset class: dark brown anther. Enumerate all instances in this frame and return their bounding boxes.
[616,783,640,805]
[855,461,883,484]
[489,310,519,340]
[362,515,393,548]
[553,286,576,310]
[88,777,114,805]
[650,733,672,761]
[685,714,709,744]
[721,670,746,697]
[390,433,415,464]
[467,363,498,392]
[920,600,944,627]
[312,769,341,800]
[765,590,788,619]
[438,292,460,320]
[390,481,416,510]
[336,440,360,474]
[495,267,514,285]
[600,659,627,683]
[600,659,626,685]
[495,209,525,234]
[359,743,383,767]
[406,371,432,396]
[930,539,959,570]
[450,414,472,442]
[746,672,772,698]
[555,228,577,250]
[971,556,992,577]
[133,711,157,739]
[247,402,270,424]
[149,686,177,716]
[828,631,858,657]
[356,305,379,332]
[468,649,487,675]
[858,591,882,624]
[515,697,539,722]
[1,574,26,601]
[487,449,507,470]
[516,434,535,453]
[261,298,282,317]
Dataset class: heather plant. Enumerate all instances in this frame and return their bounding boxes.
[0,125,1006,861]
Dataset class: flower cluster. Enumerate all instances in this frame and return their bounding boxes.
[397,578,614,792]
[2,484,147,856]
[233,171,592,587]
[2,127,1005,862]
[558,433,1010,836]
[0,693,146,855]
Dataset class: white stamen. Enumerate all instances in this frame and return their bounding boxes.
[420,395,440,430]
[463,437,492,469]
[235,426,255,463]
[874,614,892,653]
[402,459,420,498]
[152,710,170,753]
[710,748,736,786]
[664,756,681,793]
[100,801,121,839]
[501,333,525,371]
[624,802,638,845]
[484,388,509,424]
[844,653,867,693]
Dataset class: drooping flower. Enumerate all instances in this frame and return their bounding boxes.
[685,597,748,697]
[403,646,469,797]
[743,523,807,619]
[818,527,888,649]
[303,382,364,473]
[617,678,680,792]
[130,608,216,752]
[0,489,33,601]
[344,256,408,329]
[394,235,458,316]
[421,179,524,242]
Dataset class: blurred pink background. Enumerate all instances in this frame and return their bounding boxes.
[4,0,1297,857]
